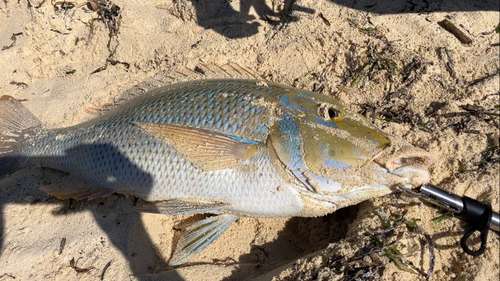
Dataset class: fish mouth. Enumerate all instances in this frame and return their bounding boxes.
[372,147,433,188]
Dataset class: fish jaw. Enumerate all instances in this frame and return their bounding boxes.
[371,135,433,188]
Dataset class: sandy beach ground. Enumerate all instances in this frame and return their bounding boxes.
[0,0,499,280]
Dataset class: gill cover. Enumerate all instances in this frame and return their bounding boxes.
[270,90,391,194]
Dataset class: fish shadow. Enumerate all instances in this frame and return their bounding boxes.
[0,144,182,279]
[224,205,360,280]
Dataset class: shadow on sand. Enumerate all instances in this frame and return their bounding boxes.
[188,0,497,39]
[327,0,498,14]
[0,145,179,279]
[187,0,314,39]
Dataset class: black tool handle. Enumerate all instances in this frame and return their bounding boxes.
[456,197,493,256]
[419,184,499,256]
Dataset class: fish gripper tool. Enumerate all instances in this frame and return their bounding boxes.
[401,183,499,256]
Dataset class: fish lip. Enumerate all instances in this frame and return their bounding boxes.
[372,150,432,187]
[389,166,431,187]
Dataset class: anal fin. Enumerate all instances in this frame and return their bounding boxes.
[40,177,114,200]
[134,199,230,215]
[169,213,238,266]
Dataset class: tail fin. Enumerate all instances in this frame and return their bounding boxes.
[0,95,42,177]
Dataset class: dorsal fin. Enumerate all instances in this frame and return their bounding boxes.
[187,62,261,80]
[83,63,264,117]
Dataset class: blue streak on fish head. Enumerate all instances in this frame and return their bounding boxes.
[278,89,391,164]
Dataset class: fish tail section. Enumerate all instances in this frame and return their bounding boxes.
[169,213,238,266]
[0,95,42,177]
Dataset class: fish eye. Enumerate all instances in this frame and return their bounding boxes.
[317,104,339,120]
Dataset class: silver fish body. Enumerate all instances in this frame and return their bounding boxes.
[24,80,305,216]
[0,78,432,264]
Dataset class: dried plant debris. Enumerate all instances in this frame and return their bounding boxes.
[2,32,23,51]
[52,1,76,13]
[84,0,128,73]
[9,81,29,89]
[342,26,494,139]
[58,237,66,255]
[48,0,127,73]
[100,261,112,281]
[91,58,130,74]
[432,212,454,224]
[344,40,400,89]
[0,273,16,279]
[436,47,456,79]
[441,104,500,131]
[469,69,500,88]
[87,0,122,54]
[363,207,435,279]
[95,0,121,40]
[69,258,95,274]
[317,12,330,26]
[438,19,473,45]
[284,207,436,280]
[35,0,46,9]
[476,134,500,170]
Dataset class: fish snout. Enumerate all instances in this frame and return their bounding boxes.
[373,143,433,188]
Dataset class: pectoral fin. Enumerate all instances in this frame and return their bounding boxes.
[134,199,230,215]
[169,213,238,266]
[135,122,261,171]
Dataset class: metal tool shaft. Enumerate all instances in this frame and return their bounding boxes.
[420,184,499,232]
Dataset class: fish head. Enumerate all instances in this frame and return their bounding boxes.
[270,89,432,210]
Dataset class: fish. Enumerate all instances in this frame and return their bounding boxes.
[0,69,432,265]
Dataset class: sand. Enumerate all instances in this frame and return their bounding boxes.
[0,0,499,280]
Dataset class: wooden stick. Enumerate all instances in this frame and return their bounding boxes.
[438,19,473,45]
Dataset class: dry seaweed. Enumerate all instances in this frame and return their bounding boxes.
[88,0,127,73]
[100,261,112,280]
[347,39,432,131]
[346,40,399,88]
[0,273,16,279]
[437,47,456,79]
[9,81,28,89]
[308,206,436,280]
[362,207,435,279]
[318,12,330,26]
[2,32,23,51]
[91,58,130,74]
[385,245,416,274]
[69,258,95,274]
[58,237,66,255]
[441,104,500,130]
